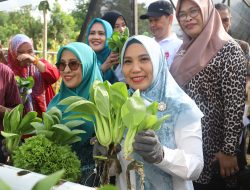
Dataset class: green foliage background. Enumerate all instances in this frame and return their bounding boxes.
[0,0,149,49]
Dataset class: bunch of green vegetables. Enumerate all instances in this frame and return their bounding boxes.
[31,106,86,145]
[107,27,129,64]
[13,135,81,182]
[59,80,170,187]
[11,106,85,182]
[59,81,128,149]
[122,90,170,160]
[15,76,34,104]
[59,81,128,184]
[1,104,41,155]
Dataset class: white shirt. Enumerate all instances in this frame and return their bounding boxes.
[157,33,183,67]
[117,120,203,190]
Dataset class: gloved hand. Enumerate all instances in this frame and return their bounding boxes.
[133,130,164,164]
[90,137,121,157]
[1,139,11,164]
[90,137,108,157]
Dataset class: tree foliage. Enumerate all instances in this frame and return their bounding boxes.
[47,1,77,48]
[0,5,43,49]
[0,0,150,50]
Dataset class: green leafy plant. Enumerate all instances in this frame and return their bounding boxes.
[1,104,41,155]
[15,76,35,104]
[107,27,129,65]
[122,90,170,159]
[31,106,86,145]
[0,179,11,190]
[32,169,64,190]
[59,81,170,187]
[0,169,65,190]
[59,81,128,149]
[13,135,81,182]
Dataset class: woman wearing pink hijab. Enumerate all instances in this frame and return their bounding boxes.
[170,0,246,190]
[7,34,60,116]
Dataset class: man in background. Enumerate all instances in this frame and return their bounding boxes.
[215,3,250,61]
[140,0,182,66]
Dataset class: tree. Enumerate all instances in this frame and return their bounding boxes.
[0,5,43,49]
[47,1,77,48]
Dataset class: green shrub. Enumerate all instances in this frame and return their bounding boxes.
[13,135,81,182]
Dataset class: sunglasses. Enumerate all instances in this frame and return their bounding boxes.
[57,59,80,71]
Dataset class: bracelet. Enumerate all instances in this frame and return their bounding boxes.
[33,56,39,65]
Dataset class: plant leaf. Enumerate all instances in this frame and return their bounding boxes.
[0,179,11,190]
[32,169,64,190]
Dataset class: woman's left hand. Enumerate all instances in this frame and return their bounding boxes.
[133,130,164,164]
[101,52,119,72]
[214,151,239,177]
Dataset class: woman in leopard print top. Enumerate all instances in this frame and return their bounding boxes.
[170,0,246,190]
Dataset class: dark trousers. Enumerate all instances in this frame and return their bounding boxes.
[0,135,6,163]
[193,179,239,190]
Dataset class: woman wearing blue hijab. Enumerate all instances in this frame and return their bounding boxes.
[47,42,103,186]
[116,35,204,190]
[86,18,118,84]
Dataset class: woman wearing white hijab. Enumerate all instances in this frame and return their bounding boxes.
[115,35,204,190]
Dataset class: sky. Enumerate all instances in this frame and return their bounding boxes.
[0,0,76,12]
[0,0,158,12]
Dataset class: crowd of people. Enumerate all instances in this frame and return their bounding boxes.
[0,0,249,190]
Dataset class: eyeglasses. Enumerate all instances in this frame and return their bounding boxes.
[178,7,200,22]
[57,60,80,71]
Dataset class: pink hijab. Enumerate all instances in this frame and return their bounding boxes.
[170,0,232,86]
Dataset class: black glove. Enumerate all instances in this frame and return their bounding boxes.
[90,137,121,157]
[1,139,10,164]
[133,130,164,164]
[90,137,108,157]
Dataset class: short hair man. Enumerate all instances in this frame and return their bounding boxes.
[140,0,182,66]
[215,3,250,61]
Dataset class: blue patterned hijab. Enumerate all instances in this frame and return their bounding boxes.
[86,18,117,83]
[121,35,203,190]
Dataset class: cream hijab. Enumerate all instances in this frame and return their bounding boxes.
[170,0,232,86]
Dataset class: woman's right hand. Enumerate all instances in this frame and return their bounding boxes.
[101,52,119,73]
[91,137,108,157]
[90,137,121,157]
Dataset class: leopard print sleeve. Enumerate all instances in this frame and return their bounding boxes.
[221,41,246,155]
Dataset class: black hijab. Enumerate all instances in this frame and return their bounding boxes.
[101,10,127,29]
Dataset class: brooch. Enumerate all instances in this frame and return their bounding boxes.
[158,102,167,111]
[177,50,186,57]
